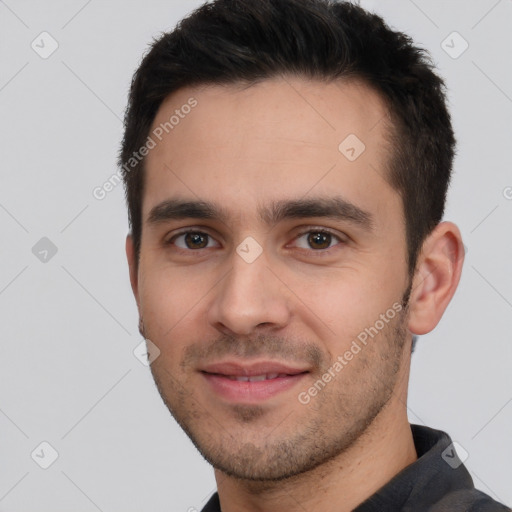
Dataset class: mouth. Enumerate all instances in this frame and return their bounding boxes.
[221,372,293,382]
[199,360,309,403]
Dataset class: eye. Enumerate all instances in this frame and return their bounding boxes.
[293,230,343,250]
[170,231,219,250]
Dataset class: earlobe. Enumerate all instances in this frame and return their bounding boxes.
[125,234,139,304]
[407,222,464,335]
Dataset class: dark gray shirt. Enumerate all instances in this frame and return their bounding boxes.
[200,424,510,511]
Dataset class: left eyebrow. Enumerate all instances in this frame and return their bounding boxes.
[260,196,374,231]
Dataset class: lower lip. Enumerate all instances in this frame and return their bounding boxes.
[201,372,307,403]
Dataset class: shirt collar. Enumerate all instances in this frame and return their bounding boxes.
[201,425,475,512]
[354,424,474,511]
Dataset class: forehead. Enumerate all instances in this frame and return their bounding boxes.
[143,76,396,223]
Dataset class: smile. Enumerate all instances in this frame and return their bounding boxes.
[199,362,309,403]
[224,373,289,381]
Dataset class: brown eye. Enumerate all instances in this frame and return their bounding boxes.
[170,231,218,250]
[307,232,332,250]
[184,232,209,249]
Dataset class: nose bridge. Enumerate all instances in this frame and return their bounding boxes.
[208,244,290,335]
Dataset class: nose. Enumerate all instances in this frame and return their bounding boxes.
[207,248,292,336]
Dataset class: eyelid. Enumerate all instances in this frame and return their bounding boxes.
[291,226,346,242]
[165,227,222,248]
[285,227,348,254]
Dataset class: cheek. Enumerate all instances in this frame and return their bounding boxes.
[138,266,210,342]
[282,266,405,345]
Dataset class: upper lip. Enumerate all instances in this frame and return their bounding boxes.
[200,360,309,377]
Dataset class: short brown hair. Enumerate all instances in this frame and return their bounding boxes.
[120,0,455,273]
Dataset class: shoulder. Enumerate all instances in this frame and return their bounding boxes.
[425,488,511,512]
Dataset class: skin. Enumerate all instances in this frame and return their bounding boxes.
[126,76,464,512]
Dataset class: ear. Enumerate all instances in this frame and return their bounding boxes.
[407,221,464,335]
[125,234,140,307]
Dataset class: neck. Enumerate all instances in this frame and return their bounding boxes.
[213,368,417,512]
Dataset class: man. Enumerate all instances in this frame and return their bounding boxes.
[120,0,510,510]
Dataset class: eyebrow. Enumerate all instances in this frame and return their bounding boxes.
[148,199,225,224]
[261,197,374,231]
[147,196,374,231]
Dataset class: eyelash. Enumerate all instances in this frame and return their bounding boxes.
[166,227,346,255]
[294,228,345,251]
[166,229,220,251]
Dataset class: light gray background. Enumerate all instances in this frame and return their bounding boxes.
[1,0,511,510]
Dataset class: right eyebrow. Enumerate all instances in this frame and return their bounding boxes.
[147,199,229,225]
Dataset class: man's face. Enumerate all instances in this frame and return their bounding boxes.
[129,77,413,480]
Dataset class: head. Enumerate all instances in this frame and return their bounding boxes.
[122,0,464,481]
[121,0,456,276]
